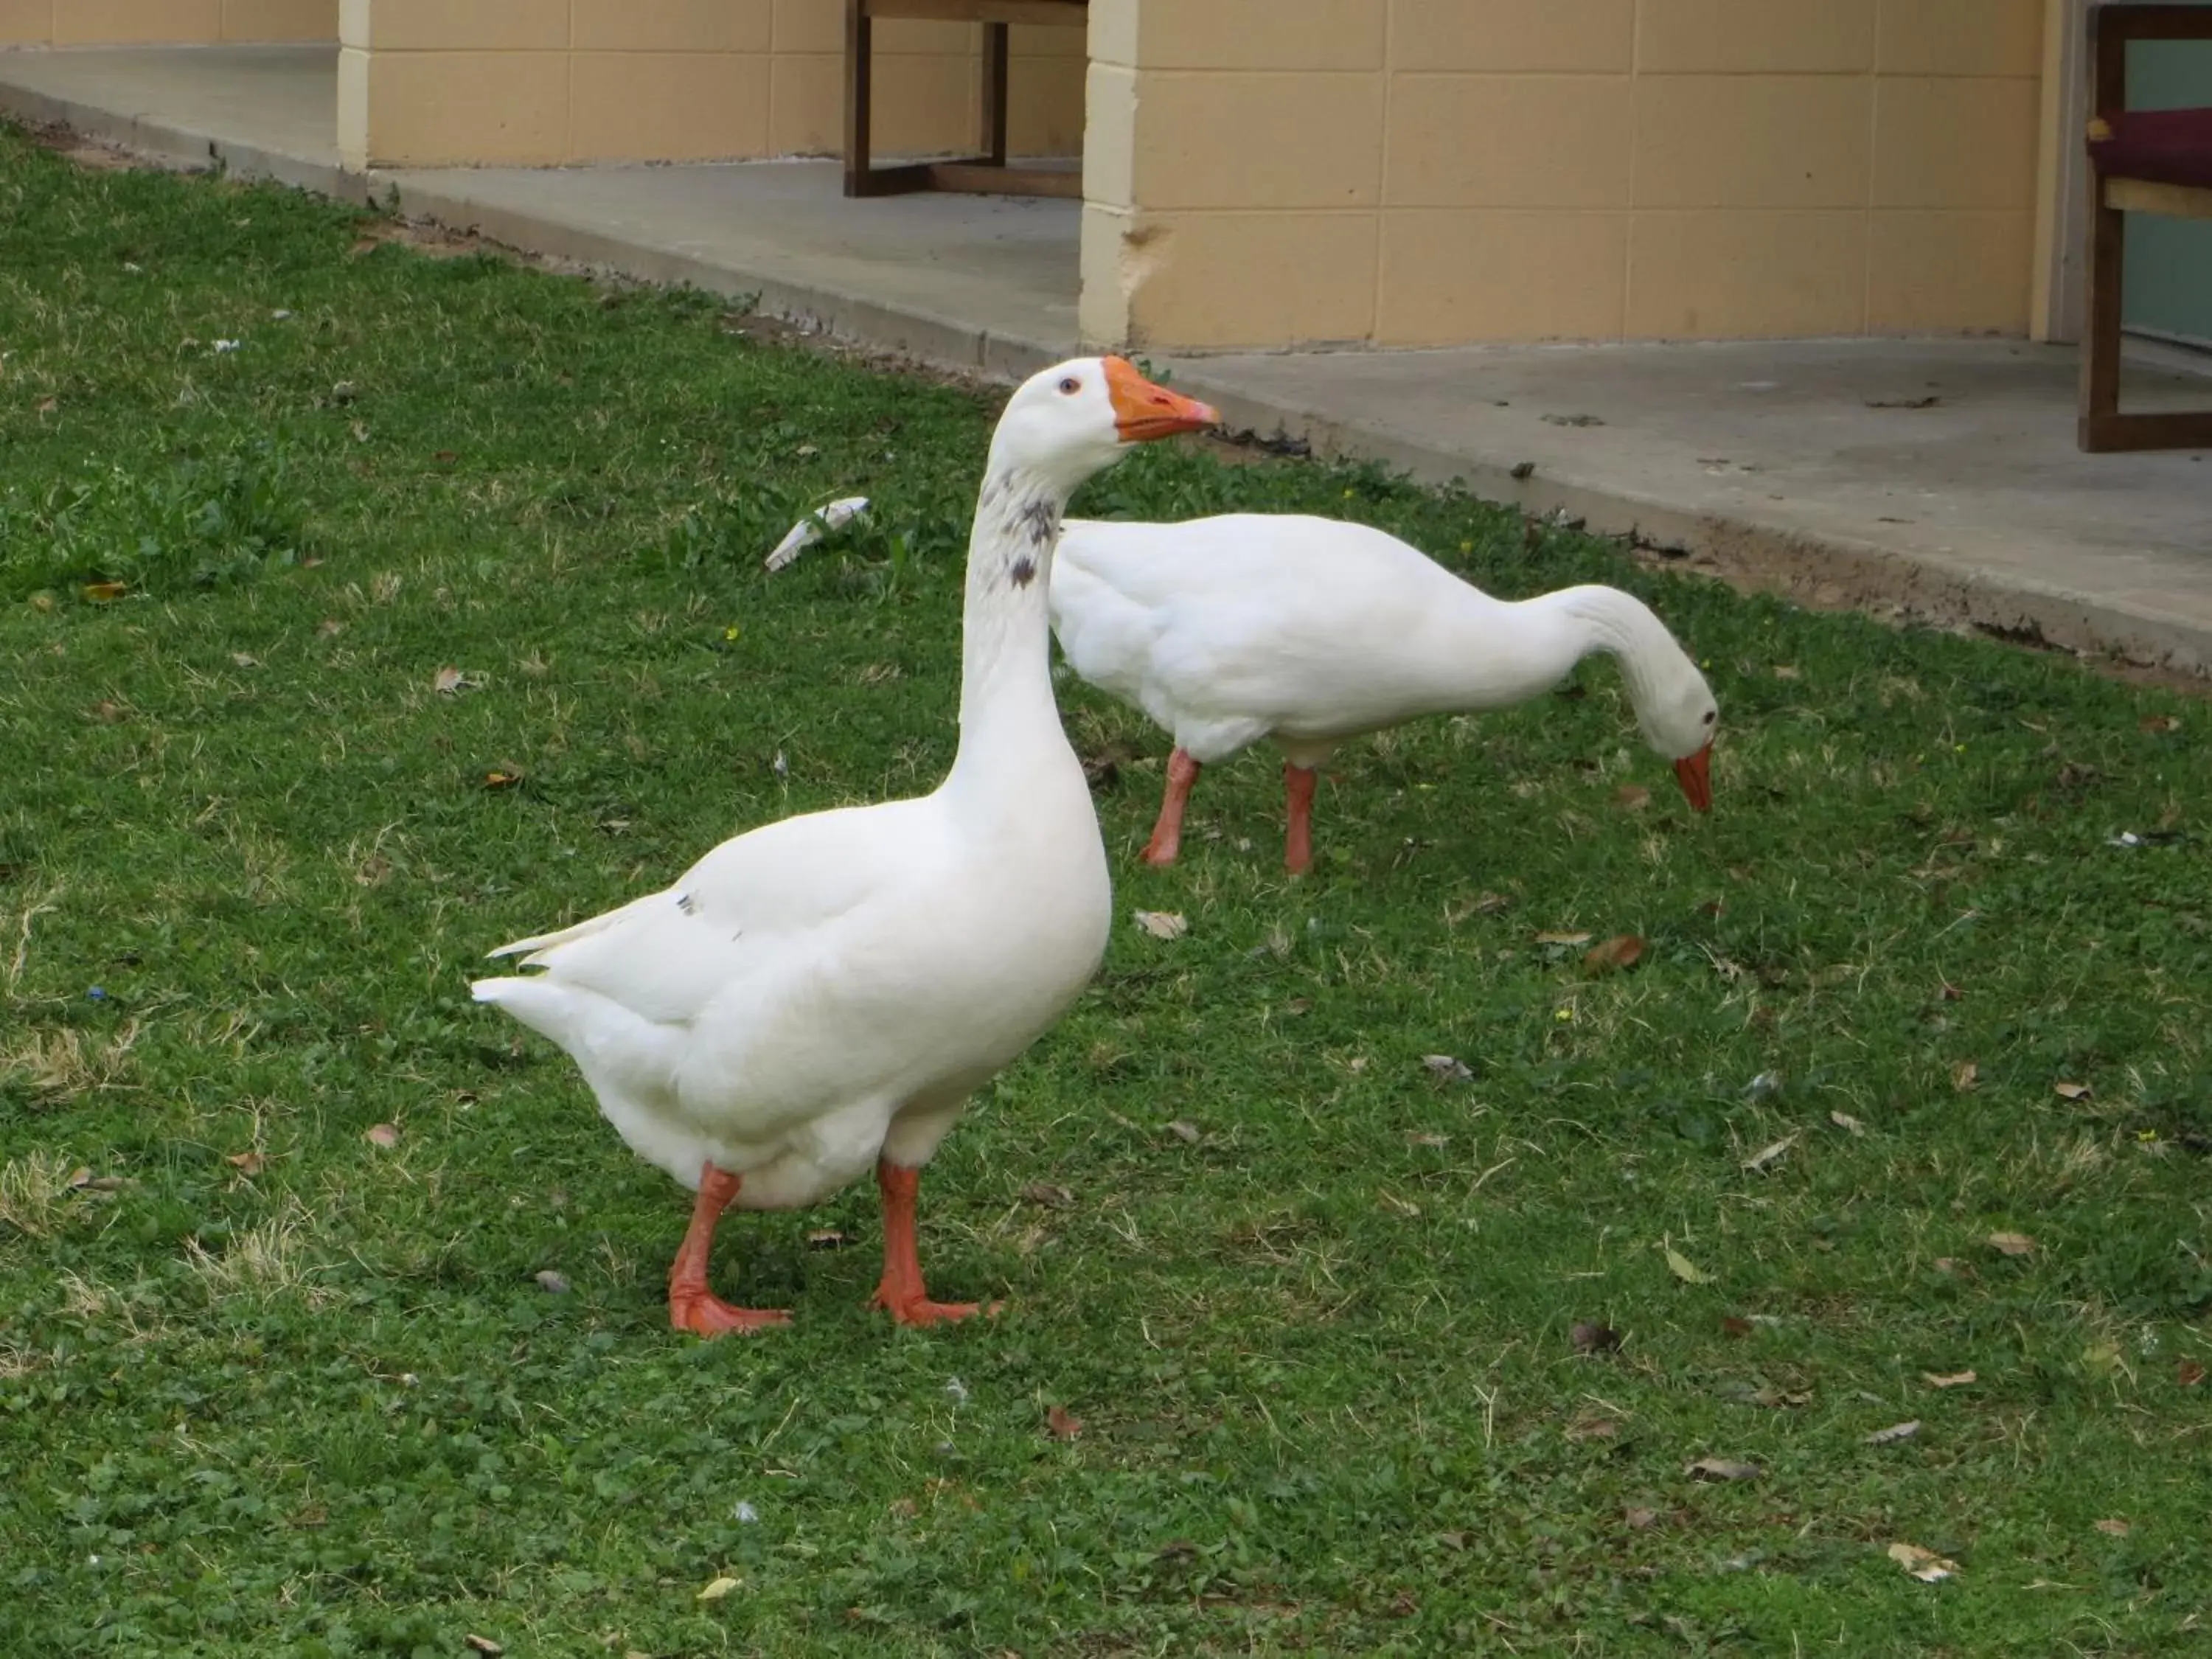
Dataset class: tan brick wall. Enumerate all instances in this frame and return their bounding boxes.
[1084,0,2046,351]
[1,0,334,44]
[335,0,1083,170]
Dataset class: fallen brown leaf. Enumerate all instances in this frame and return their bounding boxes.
[1987,1231,2035,1257]
[317,618,344,637]
[1888,1542,1958,1582]
[464,1638,504,1656]
[1864,1419,1921,1446]
[1922,1370,1977,1389]
[226,1151,265,1176]
[1571,1320,1621,1356]
[2140,714,2180,734]
[1018,1181,1074,1210]
[1377,1189,1421,1217]
[805,1230,849,1250]
[1740,1132,1799,1174]
[82,581,128,602]
[1565,1413,1618,1441]
[1164,1119,1200,1144]
[1448,891,1514,923]
[1952,1061,1978,1093]
[433,665,465,694]
[1583,934,1646,975]
[364,1123,400,1149]
[1772,664,1801,680]
[1046,1405,1083,1440]
[483,770,523,789]
[1613,785,1651,810]
[1720,1316,1753,1338]
[1133,909,1188,941]
[1624,1506,1658,1529]
[2179,1359,2205,1387]
[534,1270,570,1293]
[2053,1080,2092,1101]
[2094,1517,2130,1537]
[1534,930,1593,947]
[1422,1054,1473,1082]
[1829,1109,1865,1135]
[1684,1456,1760,1482]
[697,1575,738,1601]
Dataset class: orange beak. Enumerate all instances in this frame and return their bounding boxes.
[1673,744,1714,813]
[1105,356,1218,443]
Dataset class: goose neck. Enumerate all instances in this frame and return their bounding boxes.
[947,462,1070,793]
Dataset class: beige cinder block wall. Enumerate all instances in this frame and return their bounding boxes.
[1,1,333,46]
[1082,0,2045,352]
[336,0,1082,172]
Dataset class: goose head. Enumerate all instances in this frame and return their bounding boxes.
[990,356,1218,492]
[1633,653,1719,812]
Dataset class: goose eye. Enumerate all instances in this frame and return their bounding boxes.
[1703,710,1717,726]
[1057,376,1082,395]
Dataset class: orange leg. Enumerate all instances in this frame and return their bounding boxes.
[1141,747,1202,866]
[667,1164,791,1336]
[1283,762,1318,874]
[870,1159,999,1327]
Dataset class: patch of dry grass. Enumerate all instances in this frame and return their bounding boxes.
[0,1021,142,1103]
[0,1149,83,1237]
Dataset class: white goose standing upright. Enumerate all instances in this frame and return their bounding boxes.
[473,358,1217,1335]
[1046,513,1719,873]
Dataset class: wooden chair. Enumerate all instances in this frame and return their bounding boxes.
[844,0,1088,200]
[2079,3,2212,452]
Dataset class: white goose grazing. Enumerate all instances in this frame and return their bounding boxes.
[1047,513,1718,873]
[473,358,1217,1335]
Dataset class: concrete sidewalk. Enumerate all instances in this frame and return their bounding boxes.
[1167,341,2212,678]
[4,42,2210,676]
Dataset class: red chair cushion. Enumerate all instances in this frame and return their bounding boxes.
[2089,105,2212,190]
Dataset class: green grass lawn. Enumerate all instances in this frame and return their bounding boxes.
[3,125,2209,1658]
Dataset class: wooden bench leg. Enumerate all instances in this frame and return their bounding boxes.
[2077,189,2127,451]
[844,0,872,198]
[981,20,1009,167]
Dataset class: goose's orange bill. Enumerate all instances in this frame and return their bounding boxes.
[1105,356,1218,442]
[1674,744,1714,813]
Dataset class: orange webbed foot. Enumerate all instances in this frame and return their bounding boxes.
[669,1290,791,1337]
[872,1287,1004,1328]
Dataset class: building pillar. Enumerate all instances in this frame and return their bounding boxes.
[1078,0,1387,354]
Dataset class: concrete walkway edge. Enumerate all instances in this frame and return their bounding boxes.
[7,66,2208,680]
[1161,372,2212,679]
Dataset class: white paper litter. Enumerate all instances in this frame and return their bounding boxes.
[764,496,871,571]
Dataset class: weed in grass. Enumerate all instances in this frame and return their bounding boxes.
[0,439,307,601]
[1,122,2211,1656]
